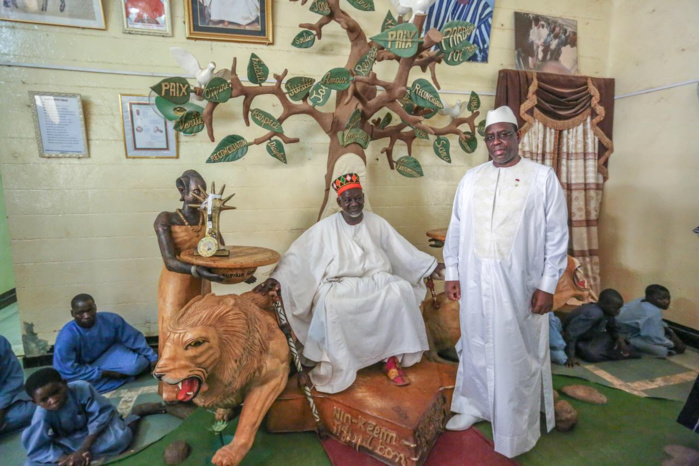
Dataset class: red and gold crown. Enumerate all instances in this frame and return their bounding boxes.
[332,173,362,196]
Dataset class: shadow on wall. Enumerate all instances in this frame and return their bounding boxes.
[22,321,50,357]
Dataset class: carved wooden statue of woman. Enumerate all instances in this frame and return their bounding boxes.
[154,170,224,394]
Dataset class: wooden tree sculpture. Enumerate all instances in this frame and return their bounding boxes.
[150,0,484,219]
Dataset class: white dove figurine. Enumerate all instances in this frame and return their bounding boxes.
[390,0,411,18]
[393,0,438,23]
[170,47,217,89]
[438,98,466,119]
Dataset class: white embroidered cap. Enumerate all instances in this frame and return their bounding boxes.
[485,106,518,129]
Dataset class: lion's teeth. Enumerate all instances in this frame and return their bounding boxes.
[178,382,182,389]
[187,392,193,396]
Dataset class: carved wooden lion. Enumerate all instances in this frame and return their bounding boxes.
[154,292,290,466]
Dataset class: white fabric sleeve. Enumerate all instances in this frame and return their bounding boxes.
[538,169,569,294]
[443,179,464,282]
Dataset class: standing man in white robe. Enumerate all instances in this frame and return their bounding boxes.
[255,173,444,394]
[443,106,569,458]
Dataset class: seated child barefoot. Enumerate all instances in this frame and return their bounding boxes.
[21,368,164,465]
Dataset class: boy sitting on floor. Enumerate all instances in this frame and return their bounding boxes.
[21,368,163,466]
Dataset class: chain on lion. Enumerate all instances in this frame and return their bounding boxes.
[426,277,440,309]
[270,291,324,435]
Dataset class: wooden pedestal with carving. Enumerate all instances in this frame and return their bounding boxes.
[266,360,457,466]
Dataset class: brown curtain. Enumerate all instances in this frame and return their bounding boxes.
[494,69,615,293]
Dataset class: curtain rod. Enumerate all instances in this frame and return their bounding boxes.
[1,61,696,100]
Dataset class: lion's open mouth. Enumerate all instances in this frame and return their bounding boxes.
[174,377,202,402]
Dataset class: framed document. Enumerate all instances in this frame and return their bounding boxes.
[120,0,173,36]
[1,0,105,30]
[120,94,177,159]
[29,92,89,158]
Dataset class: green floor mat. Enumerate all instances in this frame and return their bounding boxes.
[475,375,698,465]
[108,408,331,465]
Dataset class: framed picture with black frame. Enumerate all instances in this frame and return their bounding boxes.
[184,0,273,44]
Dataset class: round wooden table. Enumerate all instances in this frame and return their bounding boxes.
[180,245,281,284]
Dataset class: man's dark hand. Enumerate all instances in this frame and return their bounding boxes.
[195,266,225,283]
[430,263,445,281]
[531,289,554,314]
[0,407,7,430]
[614,337,630,357]
[57,451,90,466]
[253,278,280,295]
[565,357,578,369]
[102,370,129,380]
[445,280,461,301]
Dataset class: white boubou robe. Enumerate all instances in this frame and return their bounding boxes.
[443,157,569,458]
[272,211,437,394]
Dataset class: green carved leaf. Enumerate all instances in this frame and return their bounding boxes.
[381,10,397,32]
[395,156,424,178]
[285,76,315,101]
[439,20,476,52]
[410,78,443,110]
[174,111,205,135]
[247,53,269,85]
[341,128,370,149]
[467,91,481,112]
[207,135,249,163]
[401,101,438,120]
[309,0,330,15]
[150,77,190,105]
[412,126,429,140]
[250,108,284,134]
[370,23,421,58]
[379,112,392,129]
[345,109,362,130]
[321,67,352,91]
[155,97,204,122]
[291,30,316,49]
[459,132,478,153]
[477,119,486,137]
[353,46,379,77]
[347,0,374,11]
[308,82,332,107]
[203,77,232,103]
[433,136,451,163]
[442,43,478,65]
[266,139,287,164]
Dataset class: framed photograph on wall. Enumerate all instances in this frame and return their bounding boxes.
[29,92,89,159]
[120,94,177,159]
[184,0,273,44]
[121,0,172,36]
[1,0,105,29]
[514,12,578,75]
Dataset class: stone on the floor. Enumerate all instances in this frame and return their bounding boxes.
[554,400,578,432]
[561,385,608,404]
[163,440,192,464]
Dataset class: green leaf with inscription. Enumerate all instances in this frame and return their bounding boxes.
[155,97,204,122]
[207,135,249,163]
[477,119,486,137]
[292,30,316,49]
[412,126,429,140]
[410,78,443,111]
[150,77,190,105]
[321,68,352,91]
[459,132,478,153]
[174,111,205,135]
[353,46,379,77]
[379,112,392,129]
[341,128,370,149]
[250,108,284,134]
[467,91,481,112]
[247,53,269,85]
[381,10,397,32]
[443,43,478,65]
[395,156,424,178]
[266,139,287,164]
[285,76,315,101]
[439,20,476,52]
[370,23,421,58]
[433,136,451,163]
[347,0,374,12]
[309,0,330,15]
[345,109,362,130]
[401,101,438,120]
[203,77,232,103]
[308,82,332,107]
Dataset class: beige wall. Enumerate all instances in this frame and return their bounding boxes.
[600,0,699,328]
[0,0,613,354]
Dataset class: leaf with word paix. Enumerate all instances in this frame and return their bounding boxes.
[459,132,477,153]
[433,136,451,163]
[266,139,287,164]
[370,23,421,58]
[174,111,204,135]
[395,156,424,178]
[207,135,249,163]
[151,77,190,105]
[250,108,284,134]
[291,30,316,49]
[247,53,269,85]
[285,76,315,101]
[410,78,443,111]
[203,77,232,103]
[439,20,476,52]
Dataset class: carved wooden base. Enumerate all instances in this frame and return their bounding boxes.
[266,360,457,466]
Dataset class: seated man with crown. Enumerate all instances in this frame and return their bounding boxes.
[255,174,444,394]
